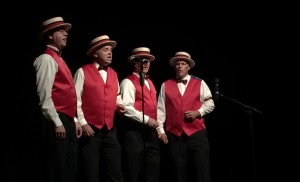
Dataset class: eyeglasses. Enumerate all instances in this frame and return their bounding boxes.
[135,59,149,64]
[141,59,149,64]
[56,29,67,34]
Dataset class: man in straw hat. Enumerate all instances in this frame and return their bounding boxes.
[33,16,82,182]
[156,51,215,182]
[74,35,125,182]
[118,47,160,182]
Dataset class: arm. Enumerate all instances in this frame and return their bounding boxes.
[184,80,215,120]
[73,69,85,138]
[116,79,126,113]
[157,83,166,134]
[74,68,88,126]
[120,78,150,124]
[198,80,215,117]
[74,68,94,137]
[157,83,168,144]
[33,54,62,127]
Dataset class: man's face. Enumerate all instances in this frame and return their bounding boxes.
[93,45,113,66]
[48,28,69,50]
[134,59,150,74]
[175,60,190,78]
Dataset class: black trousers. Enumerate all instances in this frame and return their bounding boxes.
[119,118,160,182]
[167,130,211,182]
[42,112,78,182]
[78,125,123,182]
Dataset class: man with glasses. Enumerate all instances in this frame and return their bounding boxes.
[118,47,160,182]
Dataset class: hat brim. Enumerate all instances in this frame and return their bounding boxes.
[169,57,195,68]
[39,23,72,38]
[87,41,117,57]
[127,54,155,62]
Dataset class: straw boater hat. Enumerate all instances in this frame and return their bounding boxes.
[127,47,155,62]
[39,17,72,38]
[169,51,195,68]
[87,35,117,57]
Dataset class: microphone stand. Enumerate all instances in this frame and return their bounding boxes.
[139,63,147,164]
[139,64,145,124]
[216,92,262,182]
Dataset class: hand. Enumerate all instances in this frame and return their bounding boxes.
[82,124,95,137]
[159,133,168,144]
[184,110,200,122]
[75,122,82,138]
[116,104,126,114]
[55,125,66,139]
[147,118,158,128]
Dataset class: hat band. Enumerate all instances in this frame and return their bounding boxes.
[91,39,112,47]
[42,21,65,31]
[132,51,151,56]
[175,55,189,58]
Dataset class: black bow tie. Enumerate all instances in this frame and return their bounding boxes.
[176,79,187,85]
[139,74,149,79]
[98,66,108,71]
[56,50,62,57]
[49,48,62,56]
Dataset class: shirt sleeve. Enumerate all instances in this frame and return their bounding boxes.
[73,68,88,126]
[120,78,150,124]
[198,80,215,117]
[33,54,62,127]
[116,79,124,105]
[157,83,166,134]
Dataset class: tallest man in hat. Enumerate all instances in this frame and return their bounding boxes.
[33,17,82,182]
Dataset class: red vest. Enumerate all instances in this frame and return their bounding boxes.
[164,77,206,136]
[81,64,119,129]
[127,74,157,120]
[45,48,77,118]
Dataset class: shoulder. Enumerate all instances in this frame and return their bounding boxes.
[81,63,93,69]
[74,67,84,75]
[108,67,117,74]
[164,79,175,83]
[120,78,134,88]
[33,54,54,67]
[35,53,52,61]
[190,75,202,81]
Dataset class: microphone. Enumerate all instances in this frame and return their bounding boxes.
[139,59,149,63]
[214,78,219,101]
[139,60,145,86]
[139,72,144,86]
[138,59,148,86]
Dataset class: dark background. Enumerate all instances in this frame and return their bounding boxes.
[5,5,272,182]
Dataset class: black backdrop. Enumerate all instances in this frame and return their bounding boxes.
[5,6,270,182]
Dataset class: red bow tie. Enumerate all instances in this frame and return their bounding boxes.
[176,79,187,85]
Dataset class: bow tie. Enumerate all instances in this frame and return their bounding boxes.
[49,48,62,56]
[98,66,108,71]
[144,75,150,79]
[56,50,62,57]
[139,74,149,79]
[176,79,187,85]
